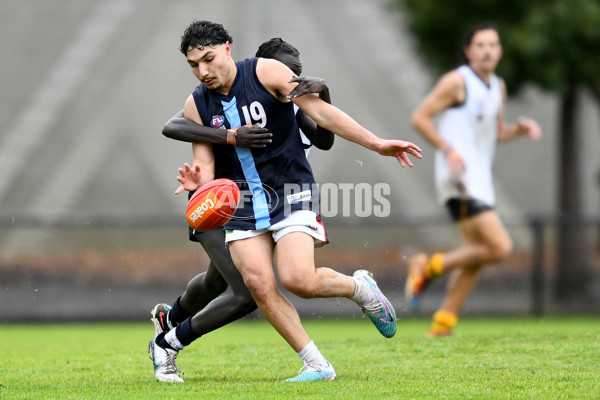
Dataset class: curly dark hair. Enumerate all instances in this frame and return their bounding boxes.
[180,20,233,55]
[255,37,302,75]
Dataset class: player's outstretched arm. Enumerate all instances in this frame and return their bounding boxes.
[293,94,422,166]
[258,58,422,166]
[288,77,334,150]
[162,110,273,148]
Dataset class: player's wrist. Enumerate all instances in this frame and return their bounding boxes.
[368,137,387,153]
[441,145,453,156]
[226,128,238,145]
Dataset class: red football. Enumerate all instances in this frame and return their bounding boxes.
[186,179,241,231]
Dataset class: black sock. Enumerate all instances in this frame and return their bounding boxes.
[169,297,192,328]
[175,318,201,347]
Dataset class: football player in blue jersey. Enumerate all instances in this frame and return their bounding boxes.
[162,38,334,152]
[149,37,335,383]
[151,20,421,383]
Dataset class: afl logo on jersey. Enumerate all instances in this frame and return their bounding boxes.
[211,115,225,128]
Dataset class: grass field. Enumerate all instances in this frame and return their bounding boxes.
[1,317,598,399]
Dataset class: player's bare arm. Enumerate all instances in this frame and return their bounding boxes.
[411,71,465,150]
[163,109,273,148]
[173,96,216,195]
[295,90,422,166]
[412,71,466,176]
[496,79,542,142]
[288,76,335,150]
[257,59,422,166]
[182,94,215,184]
[295,91,422,166]
[295,111,334,150]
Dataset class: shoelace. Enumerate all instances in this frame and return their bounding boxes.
[362,301,383,315]
[162,350,182,374]
[296,362,328,375]
[172,353,182,374]
[296,365,309,375]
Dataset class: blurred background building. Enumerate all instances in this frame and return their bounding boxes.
[1,0,599,321]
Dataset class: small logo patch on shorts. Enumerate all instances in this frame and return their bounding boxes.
[286,190,312,204]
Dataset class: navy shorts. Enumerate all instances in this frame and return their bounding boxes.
[445,198,493,222]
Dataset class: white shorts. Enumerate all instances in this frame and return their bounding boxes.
[225,210,328,247]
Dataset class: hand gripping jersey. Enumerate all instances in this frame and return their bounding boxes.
[435,65,502,206]
[192,58,320,231]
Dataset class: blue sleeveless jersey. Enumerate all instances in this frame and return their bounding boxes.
[191,58,319,231]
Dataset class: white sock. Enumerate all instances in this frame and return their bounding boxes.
[297,341,328,368]
[165,329,185,351]
[350,274,381,315]
[350,275,369,305]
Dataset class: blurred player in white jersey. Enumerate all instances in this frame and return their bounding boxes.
[406,22,541,336]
